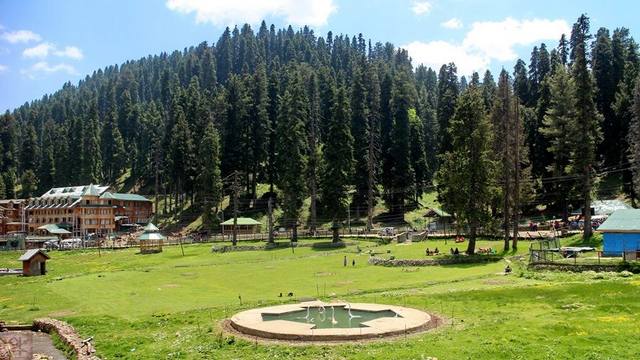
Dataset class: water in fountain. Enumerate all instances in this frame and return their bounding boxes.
[262,305,400,329]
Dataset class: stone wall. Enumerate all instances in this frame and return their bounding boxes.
[32,318,100,360]
[368,255,502,267]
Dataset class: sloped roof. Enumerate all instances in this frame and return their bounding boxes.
[19,249,50,261]
[37,224,72,234]
[41,185,109,198]
[111,193,151,202]
[424,208,452,218]
[83,184,103,196]
[220,217,262,226]
[139,232,165,241]
[143,223,159,232]
[598,209,640,232]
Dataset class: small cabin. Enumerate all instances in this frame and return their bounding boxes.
[19,249,50,276]
[221,217,262,235]
[598,209,640,257]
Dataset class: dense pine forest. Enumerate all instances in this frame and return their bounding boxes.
[1,15,639,247]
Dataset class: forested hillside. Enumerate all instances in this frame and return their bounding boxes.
[0,15,639,237]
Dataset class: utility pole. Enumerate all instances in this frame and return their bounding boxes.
[268,197,274,244]
[232,171,239,246]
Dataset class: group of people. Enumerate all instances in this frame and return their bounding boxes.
[425,247,440,256]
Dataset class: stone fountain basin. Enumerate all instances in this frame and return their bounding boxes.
[229,301,432,341]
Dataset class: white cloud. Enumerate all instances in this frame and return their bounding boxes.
[404,17,570,75]
[20,61,78,79]
[166,0,337,27]
[441,18,463,29]
[404,40,489,75]
[411,1,432,15]
[23,42,54,58]
[462,17,570,61]
[2,30,42,43]
[54,46,83,60]
[0,64,7,73]
[23,43,83,60]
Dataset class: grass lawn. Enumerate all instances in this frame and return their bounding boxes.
[1,236,638,359]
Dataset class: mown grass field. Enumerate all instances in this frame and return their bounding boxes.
[1,236,639,359]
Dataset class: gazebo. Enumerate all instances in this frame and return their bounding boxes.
[221,217,262,235]
[138,223,165,254]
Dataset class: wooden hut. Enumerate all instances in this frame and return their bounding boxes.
[221,217,262,235]
[19,249,50,276]
[138,223,165,254]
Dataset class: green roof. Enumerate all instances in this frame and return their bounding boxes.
[107,193,151,202]
[598,209,640,232]
[37,224,72,234]
[220,217,262,226]
[424,208,452,218]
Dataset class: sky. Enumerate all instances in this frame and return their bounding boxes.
[0,0,637,112]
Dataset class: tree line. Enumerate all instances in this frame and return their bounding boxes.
[0,15,639,250]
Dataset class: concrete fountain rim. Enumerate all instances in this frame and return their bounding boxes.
[228,300,437,342]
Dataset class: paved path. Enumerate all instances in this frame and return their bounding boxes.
[2,331,67,360]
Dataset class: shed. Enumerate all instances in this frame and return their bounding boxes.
[597,209,640,257]
[221,217,262,235]
[19,249,50,276]
[423,208,453,233]
[138,223,165,254]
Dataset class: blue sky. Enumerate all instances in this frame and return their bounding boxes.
[0,0,637,112]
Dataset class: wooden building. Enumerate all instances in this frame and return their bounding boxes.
[25,184,152,238]
[221,217,262,235]
[0,199,27,235]
[19,249,50,276]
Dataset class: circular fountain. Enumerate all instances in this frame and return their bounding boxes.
[228,301,436,341]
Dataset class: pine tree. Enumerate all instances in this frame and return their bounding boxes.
[541,66,576,221]
[513,59,530,105]
[437,63,459,154]
[409,108,428,202]
[350,62,370,215]
[437,87,496,254]
[322,86,355,242]
[491,70,515,249]
[276,71,308,241]
[38,119,57,192]
[481,70,497,112]
[629,78,640,200]
[248,63,270,198]
[20,170,38,198]
[168,103,196,207]
[82,100,103,184]
[20,122,39,172]
[0,174,5,199]
[197,122,223,228]
[569,14,602,240]
[592,27,617,166]
[385,70,417,217]
[101,88,126,182]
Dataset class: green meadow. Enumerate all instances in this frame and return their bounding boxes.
[1,236,638,359]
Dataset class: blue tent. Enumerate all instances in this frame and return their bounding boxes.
[598,209,640,256]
